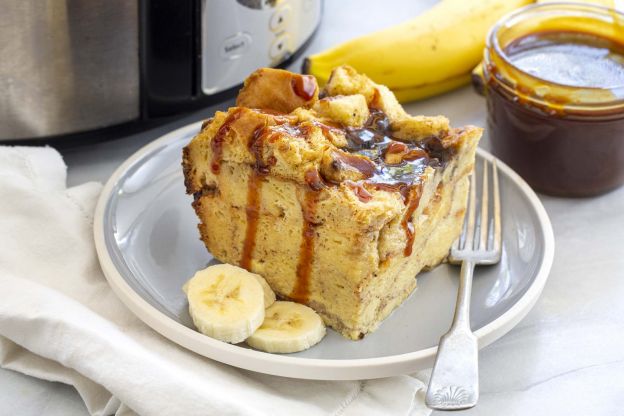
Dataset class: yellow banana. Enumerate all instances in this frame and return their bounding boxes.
[305,0,533,102]
[392,73,472,102]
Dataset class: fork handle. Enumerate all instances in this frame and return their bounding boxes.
[425,260,479,410]
[452,260,475,332]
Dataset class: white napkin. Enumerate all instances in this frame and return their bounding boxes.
[0,146,431,416]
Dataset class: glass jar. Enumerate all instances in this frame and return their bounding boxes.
[480,2,624,197]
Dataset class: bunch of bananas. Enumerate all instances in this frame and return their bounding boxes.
[304,0,618,102]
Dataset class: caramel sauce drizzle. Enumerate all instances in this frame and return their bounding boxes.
[340,111,420,255]
[372,182,410,198]
[240,124,273,270]
[291,74,317,100]
[401,186,422,256]
[240,171,262,270]
[345,181,373,203]
[332,150,376,178]
[403,148,429,161]
[249,126,273,174]
[338,110,452,256]
[210,109,244,174]
[369,88,383,109]
[291,178,321,303]
[304,168,327,191]
[311,120,342,141]
[385,141,408,155]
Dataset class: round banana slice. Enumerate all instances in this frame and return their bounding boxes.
[183,264,275,307]
[246,301,326,353]
[250,273,276,308]
[185,264,266,344]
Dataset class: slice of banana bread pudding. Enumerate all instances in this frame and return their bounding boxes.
[183,66,481,340]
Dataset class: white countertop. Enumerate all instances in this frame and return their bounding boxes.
[2,1,624,415]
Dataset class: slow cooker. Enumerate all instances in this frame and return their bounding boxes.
[0,0,322,144]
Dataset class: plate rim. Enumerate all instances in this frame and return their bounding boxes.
[94,121,555,380]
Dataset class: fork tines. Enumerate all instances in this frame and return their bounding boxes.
[450,158,501,265]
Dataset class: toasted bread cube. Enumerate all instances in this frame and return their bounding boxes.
[314,94,370,127]
[237,68,319,113]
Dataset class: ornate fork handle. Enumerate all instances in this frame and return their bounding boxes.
[425,260,478,410]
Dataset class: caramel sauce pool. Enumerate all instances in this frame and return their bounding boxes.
[506,31,624,89]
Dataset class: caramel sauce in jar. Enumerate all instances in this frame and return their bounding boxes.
[482,3,624,196]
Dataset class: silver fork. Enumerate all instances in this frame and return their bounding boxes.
[425,159,502,411]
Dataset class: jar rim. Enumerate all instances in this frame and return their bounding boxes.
[485,2,624,114]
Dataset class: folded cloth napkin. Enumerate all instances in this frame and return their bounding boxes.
[0,146,431,416]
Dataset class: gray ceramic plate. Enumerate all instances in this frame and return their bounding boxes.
[94,121,554,380]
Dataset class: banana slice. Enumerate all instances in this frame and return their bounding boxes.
[183,264,275,307]
[251,273,276,308]
[246,301,326,353]
[185,264,266,344]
